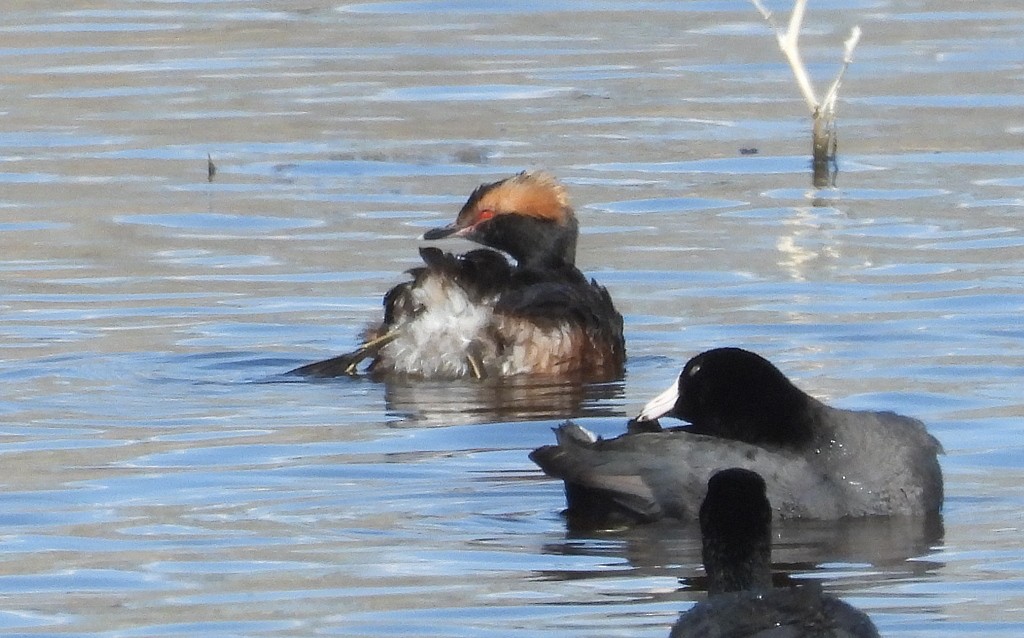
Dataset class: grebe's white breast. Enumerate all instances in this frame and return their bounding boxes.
[378,271,499,378]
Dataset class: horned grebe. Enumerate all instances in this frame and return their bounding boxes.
[290,171,625,380]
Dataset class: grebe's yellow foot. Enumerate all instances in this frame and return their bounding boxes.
[465,353,484,380]
[288,330,400,378]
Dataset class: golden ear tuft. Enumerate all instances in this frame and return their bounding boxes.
[482,171,572,223]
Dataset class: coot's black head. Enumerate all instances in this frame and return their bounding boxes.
[636,347,813,447]
[699,468,773,595]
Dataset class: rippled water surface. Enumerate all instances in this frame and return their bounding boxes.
[2,1,1023,636]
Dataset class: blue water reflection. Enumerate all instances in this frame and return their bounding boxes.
[0,0,1022,636]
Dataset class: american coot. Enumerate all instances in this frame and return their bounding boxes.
[289,171,625,381]
[670,468,881,638]
[530,347,943,525]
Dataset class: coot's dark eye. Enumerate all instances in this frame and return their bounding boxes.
[688,363,701,377]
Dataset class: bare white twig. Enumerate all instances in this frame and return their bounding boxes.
[749,0,773,23]
[750,0,863,186]
[751,0,817,113]
[780,0,817,112]
[820,26,862,118]
[750,0,861,119]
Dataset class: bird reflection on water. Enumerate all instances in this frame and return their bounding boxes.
[381,375,627,427]
[537,510,943,633]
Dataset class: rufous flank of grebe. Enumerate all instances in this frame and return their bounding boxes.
[289,171,625,380]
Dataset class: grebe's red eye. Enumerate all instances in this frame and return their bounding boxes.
[476,208,495,223]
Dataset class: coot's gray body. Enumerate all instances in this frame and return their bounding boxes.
[531,348,943,524]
